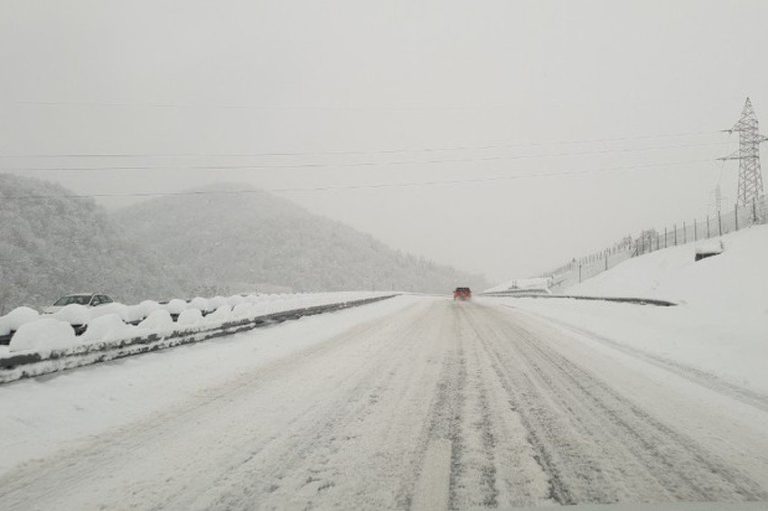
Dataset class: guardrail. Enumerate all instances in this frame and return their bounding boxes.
[0,294,398,385]
[481,292,676,307]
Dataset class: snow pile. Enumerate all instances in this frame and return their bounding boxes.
[138,310,174,332]
[9,319,76,353]
[0,307,39,336]
[137,300,161,319]
[189,297,212,313]
[51,304,90,326]
[164,299,189,316]
[567,224,768,314]
[177,309,203,326]
[1,291,393,356]
[485,277,550,294]
[204,305,232,324]
[79,314,135,344]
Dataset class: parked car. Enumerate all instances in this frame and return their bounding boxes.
[453,287,472,301]
[42,293,114,314]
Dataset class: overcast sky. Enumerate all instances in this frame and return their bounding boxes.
[2,1,768,283]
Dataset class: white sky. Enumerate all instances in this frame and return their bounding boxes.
[2,0,768,282]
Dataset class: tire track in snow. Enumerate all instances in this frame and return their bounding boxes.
[504,304,768,414]
[464,303,768,505]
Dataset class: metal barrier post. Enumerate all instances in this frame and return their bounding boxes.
[754,198,758,223]
[718,210,722,236]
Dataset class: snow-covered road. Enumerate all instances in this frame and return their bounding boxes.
[1,296,767,510]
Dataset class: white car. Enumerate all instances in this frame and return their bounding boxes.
[42,293,114,314]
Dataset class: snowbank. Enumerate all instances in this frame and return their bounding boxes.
[0,295,420,478]
[9,319,77,353]
[0,307,39,336]
[51,304,90,326]
[138,310,174,331]
[499,297,768,394]
[137,300,161,319]
[177,308,203,326]
[567,224,768,314]
[1,291,393,355]
[204,305,232,324]
[189,297,211,313]
[79,314,135,344]
[488,224,768,394]
[165,299,188,315]
[485,277,550,294]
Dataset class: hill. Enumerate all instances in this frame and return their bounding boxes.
[0,174,186,312]
[113,183,487,294]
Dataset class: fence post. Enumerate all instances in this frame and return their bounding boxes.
[683,221,687,244]
[694,219,698,241]
[664,226,668,248]
[735,203,739,231]
[579,263,582,283]
[718,210,722,236]
[657,232,661,251]
[674,224,678,245]
[605,253,608,271]
[753,198,758,223]
[706,215,710,238]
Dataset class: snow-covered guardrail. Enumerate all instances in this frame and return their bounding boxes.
[0,293,398,385]
[481,292,677,307]
[0,292,386,346]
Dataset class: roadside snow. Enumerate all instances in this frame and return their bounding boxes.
[51,304,90,326]
[137,309,174,332]
[0,295,423,477]
[568,224,768,314]
[486,224,768,396]
[9,318,77,353]
[0,306,39,335]
[494,297,768,394]
[78,314,135,345]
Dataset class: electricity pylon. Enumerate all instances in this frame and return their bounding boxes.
[718,97,767,207]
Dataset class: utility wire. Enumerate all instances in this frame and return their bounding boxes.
[0,158,712,200]
[0,130,725,160]
[2,141,734,173]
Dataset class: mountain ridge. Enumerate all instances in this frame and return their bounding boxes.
[113,182,488,294]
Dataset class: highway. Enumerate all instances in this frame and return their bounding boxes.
[1,297,767,510]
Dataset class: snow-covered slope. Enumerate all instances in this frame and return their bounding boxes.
[568,223,768,314]
[492,223,768,395]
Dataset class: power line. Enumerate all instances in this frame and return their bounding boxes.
[0,158,712,201]
[2,141,734,174]
[0,130,724,160]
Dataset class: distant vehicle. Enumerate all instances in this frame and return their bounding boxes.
[453,287,472,301]
[42,293,114,314]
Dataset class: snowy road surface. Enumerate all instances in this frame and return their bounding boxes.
[1,296,767,510]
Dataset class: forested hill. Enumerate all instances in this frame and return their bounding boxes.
[113,183,488,294]
[0,174,186,312]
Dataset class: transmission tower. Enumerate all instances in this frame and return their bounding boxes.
[718,97,768,207]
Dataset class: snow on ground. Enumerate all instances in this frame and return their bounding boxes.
[1,297,767,510]
[568,223,768,314]
[494,297,768,394]
[0,294,423,477]
[1,291,390,354]
[489,223,768,395]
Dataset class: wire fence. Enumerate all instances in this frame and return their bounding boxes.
[542,196,768,292]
